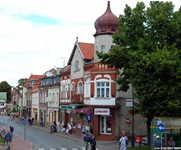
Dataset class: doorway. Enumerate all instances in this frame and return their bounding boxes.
[100,116,112,134]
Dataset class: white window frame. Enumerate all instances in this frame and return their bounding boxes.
[101,45,106,53]
[95,79,110,98]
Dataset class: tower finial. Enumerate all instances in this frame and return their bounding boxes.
[76,36,78,42]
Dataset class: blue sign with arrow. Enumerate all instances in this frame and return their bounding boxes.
[158,123,164,132]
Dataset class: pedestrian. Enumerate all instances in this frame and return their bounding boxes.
[119,133,128,150]
[90,134,96,150]
[89,126,93,134]
[154,135,161,149]
[65,123,72,134]
[10,125,14,139]
[162,138,167,148]
[82,126,87,134]
[84,130,91,150]
[57,122,61,132]
[4,130,12,150]
[167,137,176,148]
[82,126,87,139]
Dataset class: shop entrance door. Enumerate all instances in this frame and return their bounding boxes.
[100,116,112,134]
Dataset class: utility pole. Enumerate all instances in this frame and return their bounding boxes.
[131,86,135,147]
[60,57,68,67]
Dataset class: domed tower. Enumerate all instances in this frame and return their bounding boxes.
[94,1,118,62]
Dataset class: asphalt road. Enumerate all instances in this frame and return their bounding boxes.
[0,116,87,150]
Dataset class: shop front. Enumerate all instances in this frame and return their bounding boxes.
[93,107,116,141]
[59,105,76,129]
[74,107,93,135]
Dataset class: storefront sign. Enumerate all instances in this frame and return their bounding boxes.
[33,108,38,111]
[94,108,110,115]
[60,105,75,110]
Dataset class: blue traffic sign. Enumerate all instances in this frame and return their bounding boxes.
[158,123,164,132]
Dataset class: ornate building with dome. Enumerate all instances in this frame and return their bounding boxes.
[58,1,147,141]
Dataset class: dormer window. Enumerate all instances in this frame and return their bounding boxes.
[74,60,80,71]
[101,45,106,53]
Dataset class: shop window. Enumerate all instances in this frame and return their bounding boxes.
[100,116,112,134]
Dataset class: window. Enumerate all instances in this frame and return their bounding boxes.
[56,92,58,102]
[78,82,83,94]
[61,85,66,98]
[74,60,80,71]
[52,93,55,103]
[100,116,112,134]
[71,83,75,91]
[84,77,90,98]
[96,81,110,97]
[101,45,106,53]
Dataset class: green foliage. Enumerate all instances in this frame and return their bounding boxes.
[17,78,28,89]
[0,81,11,102]
[97,1,181,122]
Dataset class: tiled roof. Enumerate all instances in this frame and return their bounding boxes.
[24,74,43,87]
[78,42,94,60]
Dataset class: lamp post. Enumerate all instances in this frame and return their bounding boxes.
[131,86,135,147]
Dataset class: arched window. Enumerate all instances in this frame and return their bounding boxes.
[74,60,80,71]
[78,82,83,94]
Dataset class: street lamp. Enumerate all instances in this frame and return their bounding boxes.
[131,86,135,147]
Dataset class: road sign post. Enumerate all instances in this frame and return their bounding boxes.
[158,123,164,133]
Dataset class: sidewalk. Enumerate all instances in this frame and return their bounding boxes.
[0,126,32,150]
[1,117,120,150]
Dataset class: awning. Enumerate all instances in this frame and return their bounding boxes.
[76,107,92,115]
[151,117,181,129]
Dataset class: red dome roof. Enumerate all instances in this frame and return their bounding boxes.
[94,1,118,36]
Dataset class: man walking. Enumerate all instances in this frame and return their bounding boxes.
[4,130,12,150]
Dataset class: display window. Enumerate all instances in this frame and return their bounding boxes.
[100,115,112,134]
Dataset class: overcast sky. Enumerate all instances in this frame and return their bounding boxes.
[0,0,180,87]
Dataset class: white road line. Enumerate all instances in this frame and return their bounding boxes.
[60,148,67,150]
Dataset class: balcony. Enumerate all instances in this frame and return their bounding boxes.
[71,94,83,104]
[60,91,71,104]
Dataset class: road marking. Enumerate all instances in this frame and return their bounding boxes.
[50,148,56,150]
[71,148,79,150]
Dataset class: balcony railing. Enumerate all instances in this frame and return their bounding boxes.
[71,94,83,103]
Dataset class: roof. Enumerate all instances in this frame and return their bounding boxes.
[94,1,118,36]
[78,42,94,60]
[151,117,181,129]
[24,74,43,87]
[68,41,94,65]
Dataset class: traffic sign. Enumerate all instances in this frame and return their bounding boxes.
[158,123,164,132]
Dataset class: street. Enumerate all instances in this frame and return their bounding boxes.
[0,116,93,150]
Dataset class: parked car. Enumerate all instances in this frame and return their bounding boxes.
[141,136,147,145]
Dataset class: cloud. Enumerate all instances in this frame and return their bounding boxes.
[0,0,180,86]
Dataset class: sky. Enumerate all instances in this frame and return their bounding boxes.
[0,0,180,87]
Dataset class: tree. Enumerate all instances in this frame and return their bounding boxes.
[97,1,181,142]
[0,81,12,102]
[17,78,28,89]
